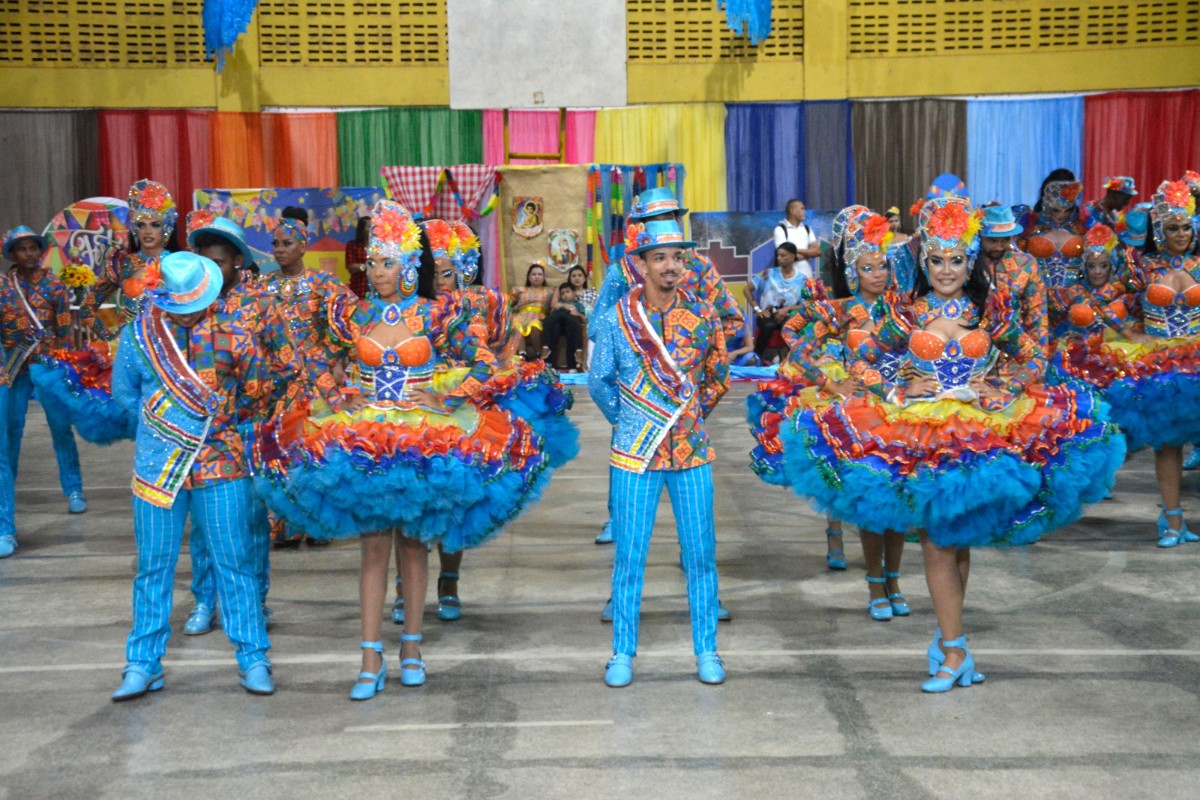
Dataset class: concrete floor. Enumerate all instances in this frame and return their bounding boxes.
[1,385,1198,800]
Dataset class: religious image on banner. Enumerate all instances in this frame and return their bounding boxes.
[547,229,579,271]
[194,187,384,275]
[512,196,543,239]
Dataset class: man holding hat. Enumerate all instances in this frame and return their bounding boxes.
[978,206,1049,356]
[589,217,730,688]
[0,226,87,517]
[110,251,275,700]
[1084,176,1137,230]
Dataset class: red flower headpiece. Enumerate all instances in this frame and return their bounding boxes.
[421,218,454,258]
[186,209,216,237]
[1085,224,1118,254]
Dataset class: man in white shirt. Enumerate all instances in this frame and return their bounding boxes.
[772,198,821,279]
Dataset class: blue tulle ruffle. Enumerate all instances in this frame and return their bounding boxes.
[29,360,136,445]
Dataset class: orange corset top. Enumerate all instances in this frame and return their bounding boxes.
[909,328,991,361]
[355,335,433,368]
[1144,283,1200,308]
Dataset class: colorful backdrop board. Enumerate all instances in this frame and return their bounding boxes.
[40,197,130,276]
[690,209,836,291]
[193,187,384,280]
[497,164,590,292]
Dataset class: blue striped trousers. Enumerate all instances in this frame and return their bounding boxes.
[190,495,270,610]
[127,477,270,671]
[7,370,82,496]
[611,463,719,657]
[0,385,13,538]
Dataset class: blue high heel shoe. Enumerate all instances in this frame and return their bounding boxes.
[1156,506,1199,548]
[350,641,387,701]
[884,570,910,616]
[826,528,847,571]
[392,577,404,624]
[927,628,987,683]
[866,576,893,621]
[399,633,426,686]
[922,635,980,693]
[437,571,462,621]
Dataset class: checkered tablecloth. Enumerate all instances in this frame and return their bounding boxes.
[379,165,498,222]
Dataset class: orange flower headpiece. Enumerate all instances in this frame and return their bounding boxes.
[1151,180,1198,249]
[185,209,216,238]
[367,199,422,271]
[843,213,894,293]
[831,205,870,253]
[1041,180,1083,211]
[128,179,177,237]
[1084,224,1118,257]
[421,218,454,260]
[918,197,983,259]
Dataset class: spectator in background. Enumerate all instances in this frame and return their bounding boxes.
[744,241,808,361]
[772,199,820,279]
[345,217,370,298]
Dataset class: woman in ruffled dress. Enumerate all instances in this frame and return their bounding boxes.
[1051,182,1200,547]
[248,201,549,700]
[776,197,1124,691]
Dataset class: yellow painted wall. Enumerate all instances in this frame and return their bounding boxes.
[0,0,1196,110]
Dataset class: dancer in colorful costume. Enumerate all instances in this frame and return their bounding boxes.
[1019,178,1085,328]
[746,204,869,572]
[1083,176,1137,231]
[0,226,88,516]
[258,211,353,546]
[592,186,741,561]
[589,218,730,687]
[94,180,176,323]
[776,197,1124,691]
[977,205,1048,354]
[247,200,549,700]
[780,212,912,619]
[0,317,15,558]
[1052,182,1200,547]
[180,211,301,636]
[110,251,275,700]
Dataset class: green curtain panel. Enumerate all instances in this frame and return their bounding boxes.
[337,108,484,187]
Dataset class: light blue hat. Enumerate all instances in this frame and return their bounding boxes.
[187,213,255,270]
[2,225,49,261]
[150,252,222,314]
[980,205,1023,238]
[629,187,688,221]
[627,219,696,256]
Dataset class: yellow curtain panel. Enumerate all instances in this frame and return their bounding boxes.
[593,104,728,212]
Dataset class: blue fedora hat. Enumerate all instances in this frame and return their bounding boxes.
[629,186,688,221]
[187,213,255,270]
[627,219,696,256]
[151,251,222,314]
[980,205,1023,238]
[3,225,49,261]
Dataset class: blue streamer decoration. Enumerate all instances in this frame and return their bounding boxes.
[203,0,261,71]
[719,0,773,45]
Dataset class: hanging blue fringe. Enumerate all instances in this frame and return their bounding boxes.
[203,0,261,71]
[719,0,773,45]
